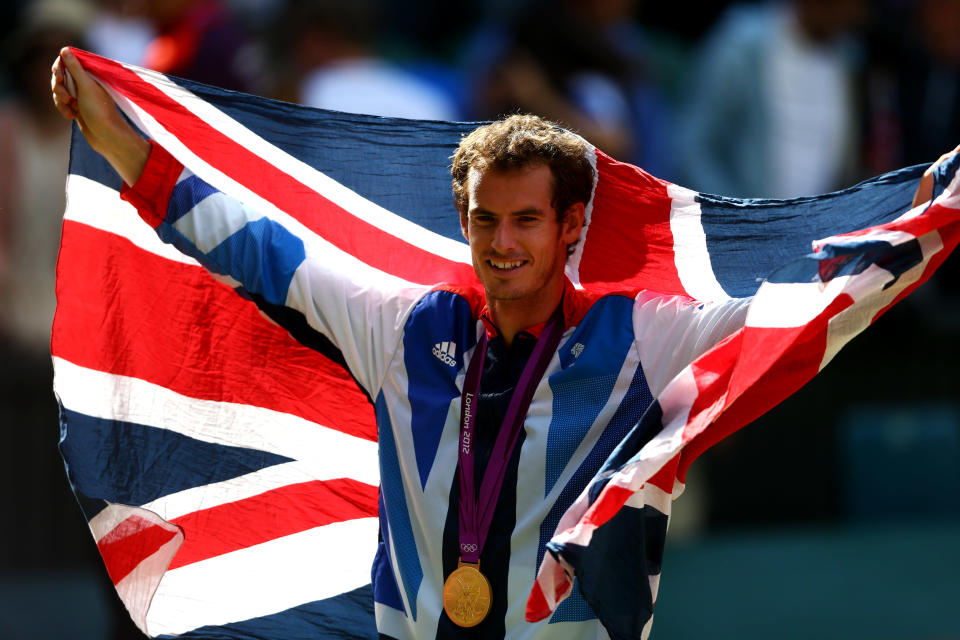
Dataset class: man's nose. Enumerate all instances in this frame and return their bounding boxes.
[491,219,517,253]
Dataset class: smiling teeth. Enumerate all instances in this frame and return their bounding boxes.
[490,259,524,269]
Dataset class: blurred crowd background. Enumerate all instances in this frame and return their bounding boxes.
[1,0,958,638]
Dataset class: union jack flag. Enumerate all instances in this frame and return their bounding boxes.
[54,48,960,638]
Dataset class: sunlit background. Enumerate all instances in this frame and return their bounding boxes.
[1,0,958,638]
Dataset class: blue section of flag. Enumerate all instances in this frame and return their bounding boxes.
[814,239,924,288]
[374,392,422,620]
[698,165,925,297]
[68,125,123,190]
[402,290,477,489]
[155,585,377,640]
[58,407,293,506]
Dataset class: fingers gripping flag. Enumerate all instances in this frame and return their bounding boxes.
[54,49,960,638]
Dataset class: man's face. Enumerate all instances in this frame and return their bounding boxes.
[460,163,583,307]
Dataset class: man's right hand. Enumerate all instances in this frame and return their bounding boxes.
[51,47,150,186]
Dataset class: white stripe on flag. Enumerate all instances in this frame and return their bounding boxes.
[145,517,378,636]
[53,358,380,487]
[667,183,731,303]
[140,461,336,521]
[624,480,672,516]
[745,278,852,329]
[64,174,200,265]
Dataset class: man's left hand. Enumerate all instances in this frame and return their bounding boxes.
[912,144,960,208]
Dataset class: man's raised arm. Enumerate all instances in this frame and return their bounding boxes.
[51,47,149,187]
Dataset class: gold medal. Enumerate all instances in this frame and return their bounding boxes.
[442,560,492,627]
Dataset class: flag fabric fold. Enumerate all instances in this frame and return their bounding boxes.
[53,49,960,639]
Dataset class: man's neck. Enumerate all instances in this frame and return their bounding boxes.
[485,281,565,348]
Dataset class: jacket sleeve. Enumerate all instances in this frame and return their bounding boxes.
[121,140,423,397]
[632,290,750,398]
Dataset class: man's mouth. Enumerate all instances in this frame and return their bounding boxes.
[488,258,526,271]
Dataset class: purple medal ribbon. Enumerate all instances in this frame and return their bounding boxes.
[456,310,564,564]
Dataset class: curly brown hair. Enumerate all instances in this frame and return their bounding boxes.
[451,114,595,220]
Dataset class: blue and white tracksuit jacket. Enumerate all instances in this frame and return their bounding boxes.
[122,143,749,640]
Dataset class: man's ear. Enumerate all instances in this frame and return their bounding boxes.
[561,202,585,243]
[459,208,469,241]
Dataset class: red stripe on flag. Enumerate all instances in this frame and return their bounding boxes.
[53,221,377,441]
[70,47,477,288]
[578,454,679,534]
[578,152,685,295]
[677,295,855,479]
[167,477,379,570]
[525,580,553,622]
[646,453,680,494]
[677,219,960,480]
[98,515,180,585]
[581,484,633,529]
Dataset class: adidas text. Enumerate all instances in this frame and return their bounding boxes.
[432,342,457,367]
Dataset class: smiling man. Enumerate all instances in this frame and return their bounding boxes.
[452,117,590,346]
[460,162,577,336]
[50,48,950,640]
